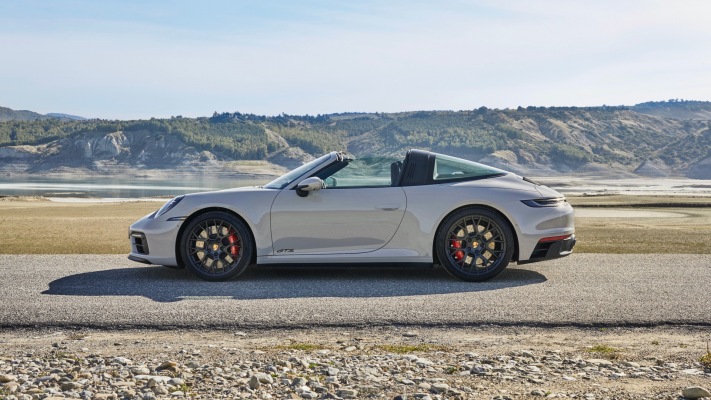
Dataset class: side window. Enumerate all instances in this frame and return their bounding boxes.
[323,158,396,188]
[433,154,504,181]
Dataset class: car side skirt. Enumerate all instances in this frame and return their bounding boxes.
[257,249,431,264]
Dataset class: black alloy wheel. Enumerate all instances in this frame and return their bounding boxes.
[180,211,253,281]
[436,207,514,282]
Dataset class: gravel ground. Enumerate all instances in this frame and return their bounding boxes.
[1,327,710,400]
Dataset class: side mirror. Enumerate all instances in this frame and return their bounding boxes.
[296,177,325,197]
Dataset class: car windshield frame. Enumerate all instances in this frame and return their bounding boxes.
[263,153,334,189]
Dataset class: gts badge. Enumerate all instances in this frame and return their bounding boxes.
[276,249,294,253]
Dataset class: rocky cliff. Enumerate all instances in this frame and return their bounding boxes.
[1,101,710,178]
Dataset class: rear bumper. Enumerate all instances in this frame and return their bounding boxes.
[518,234,576,265]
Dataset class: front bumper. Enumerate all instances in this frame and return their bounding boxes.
[518,234,576,265]
[127,212,183,267]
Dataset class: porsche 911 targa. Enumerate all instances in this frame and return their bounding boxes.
[129,149,575,281]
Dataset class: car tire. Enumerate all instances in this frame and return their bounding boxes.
[179,211,253,281]
[436,207,514,282]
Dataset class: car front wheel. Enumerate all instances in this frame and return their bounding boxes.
[179,211,253,281]
[436,208,514,282]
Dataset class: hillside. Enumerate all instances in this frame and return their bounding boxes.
[0,102,710,178]
[632,100,711,120]
[0,106,49,122]
[0,106,86,122]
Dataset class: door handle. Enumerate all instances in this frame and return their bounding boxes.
[376,204,400,211]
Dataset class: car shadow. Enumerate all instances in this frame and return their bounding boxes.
[42,264,547,303]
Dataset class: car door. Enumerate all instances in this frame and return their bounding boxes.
[269,156,407,255]
[270,186,406,255]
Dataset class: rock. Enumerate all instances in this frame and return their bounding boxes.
[254,372,273,384]
[0,374,17,383]
[3,381,19,393]
[168,377,184,386]
[344,346,357,352]
[531,389,546,396]
[682,386,711,399]
[110,380,135,387]
[522,350,535,358]
[156,361,179,372]
[403,331,418,337]
[249,375,260,390]
[60,381,81,391]
[112,357,132,365]
[337,388,359,398]
[152,385,169,395]
[415,358,434,367]
[327,367,339,376]
[562,375,576,381]
[681,368,704,375]
[130,366,151,375]
[586,359,613,367]
[622,361,640,368]
[431,383,449,393]
[137,375,171,385]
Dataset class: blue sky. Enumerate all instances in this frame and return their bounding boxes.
[1,0,710,119]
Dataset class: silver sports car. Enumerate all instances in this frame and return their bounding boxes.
[129,149,575,281]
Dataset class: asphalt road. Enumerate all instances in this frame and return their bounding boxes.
[0,254,709,329]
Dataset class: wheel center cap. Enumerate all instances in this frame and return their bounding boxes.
[211,243,219,252]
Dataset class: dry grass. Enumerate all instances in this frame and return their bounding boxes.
[0,200,159,254]
[574,207,711,254]
[1,197,710,255]
[586,344,622,360]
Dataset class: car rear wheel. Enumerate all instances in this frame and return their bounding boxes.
[436,208,514,282]
[180,211,253,281]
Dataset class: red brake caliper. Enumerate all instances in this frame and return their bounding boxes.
[450,237,464,261]
[228,230,240,256]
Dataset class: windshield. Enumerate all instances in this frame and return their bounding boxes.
[263,153,333,189]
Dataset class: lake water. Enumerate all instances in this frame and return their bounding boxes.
[2,175,711,199]
[0,175,269,199]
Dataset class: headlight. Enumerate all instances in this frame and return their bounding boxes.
[154,195,185,218]
[521,197,567,207]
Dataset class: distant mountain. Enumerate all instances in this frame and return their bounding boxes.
[0,106,50,122]
[632,100,711,120]
[45,113,86,121]
[1,102,710,178]
[0,106,85,122]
